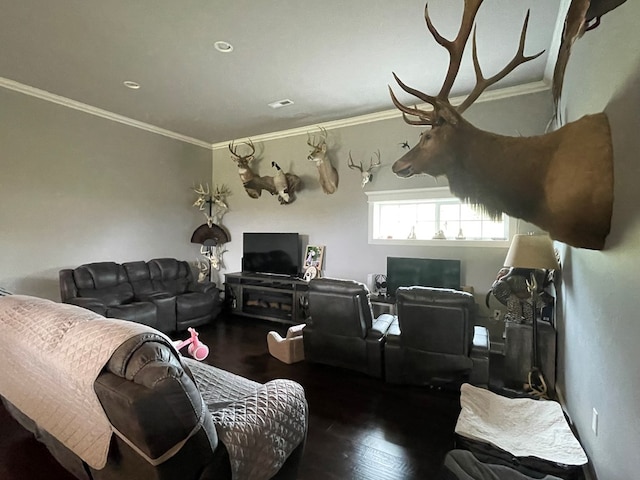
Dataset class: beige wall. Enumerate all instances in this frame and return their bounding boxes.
[554,2,640,479]
[213,89,551,341]
[0,88,212,300]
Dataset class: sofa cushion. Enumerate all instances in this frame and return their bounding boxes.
[74,262,134,306]
[177,292,215,320]
[148,258,191,295]
[123,261,155,297]
[107,302,157,327]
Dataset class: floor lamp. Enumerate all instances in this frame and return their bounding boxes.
[504,234,559,396]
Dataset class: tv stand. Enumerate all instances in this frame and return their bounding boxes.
[224,272,309,325]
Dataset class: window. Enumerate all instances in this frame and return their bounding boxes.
[366,188,513,247]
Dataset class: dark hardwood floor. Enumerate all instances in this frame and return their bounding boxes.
[0,313,497,480]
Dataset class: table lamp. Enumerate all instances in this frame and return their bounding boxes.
[504,234,559,396]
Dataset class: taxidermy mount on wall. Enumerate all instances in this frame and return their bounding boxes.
[229,139,301,204]
[307,127,339,194]
[389,0,614,250]
[348,150,381,188]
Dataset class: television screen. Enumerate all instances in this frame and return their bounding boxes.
[242,232,301,276]
[386,257,461,297]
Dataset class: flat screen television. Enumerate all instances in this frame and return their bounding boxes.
[386,257,461,297]
[242,232,301,276]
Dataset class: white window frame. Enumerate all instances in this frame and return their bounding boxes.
[365,187,515,248]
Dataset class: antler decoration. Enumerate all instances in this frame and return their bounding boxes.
[389,0,543,124]
[348,150,382,188]
[191,183,231,227]
[386,0,614,250]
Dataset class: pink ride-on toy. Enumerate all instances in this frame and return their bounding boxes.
[172,327,209,361]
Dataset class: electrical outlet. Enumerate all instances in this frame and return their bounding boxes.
[493,309,501,321]
[591,408,598,435]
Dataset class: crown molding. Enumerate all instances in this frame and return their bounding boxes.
[0,76,549,152]
[211,80,551,150]
[0,77,212,149]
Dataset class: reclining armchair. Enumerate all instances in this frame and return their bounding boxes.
[303,278,394,378]
[384,286,490,387]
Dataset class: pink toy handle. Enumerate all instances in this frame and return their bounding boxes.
[172,327,209,361]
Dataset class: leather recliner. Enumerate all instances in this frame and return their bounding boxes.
[303,278,394,378]
[59,258,221,333]
[384,286,490,386]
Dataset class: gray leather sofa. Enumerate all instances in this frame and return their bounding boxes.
[303,278,395,378]
[384,286,490,387]
[59,258,221,333]
[2,330,308,480]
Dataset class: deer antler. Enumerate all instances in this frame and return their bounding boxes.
[390,1,544,121]
[307,126,328,149]
[369,150,382,171]
[229,139,256,162]
[347,151,363,172]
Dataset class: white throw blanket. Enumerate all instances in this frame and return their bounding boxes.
[0,295,163,469]
[455,383,588,466]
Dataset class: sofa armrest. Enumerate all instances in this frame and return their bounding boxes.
[136,292,177,333]
[65,297,107,316]
[189,282,219,296]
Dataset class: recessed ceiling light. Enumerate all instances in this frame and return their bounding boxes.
[214,41,234,53]
[268,99,294,109]
[123,80,141,90]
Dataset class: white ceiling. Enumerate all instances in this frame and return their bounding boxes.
[0,0,563,146]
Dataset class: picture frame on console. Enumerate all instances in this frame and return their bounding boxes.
[303,245,324,281]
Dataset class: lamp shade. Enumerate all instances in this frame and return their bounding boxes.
[504,234,559,270]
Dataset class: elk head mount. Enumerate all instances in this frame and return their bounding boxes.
[348,150,382,188]
[229,139,301,204]
[307,127,339,194]
[389,0,613,250]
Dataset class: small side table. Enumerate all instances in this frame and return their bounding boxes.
[370,294,396,317]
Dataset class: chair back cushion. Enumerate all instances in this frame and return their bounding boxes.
[73,262,134,306]
[396,286,475,355]
[123,261,155,297]
[147,258,192,295]
[307,278,373,337]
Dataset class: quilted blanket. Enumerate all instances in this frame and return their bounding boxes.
[185,359,308,480]
[0,295,162,469]
[455,383,587,466]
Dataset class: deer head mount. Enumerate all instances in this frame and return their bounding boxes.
[307,127,339,194]
[389,0,613,250]
[229,140,301,204]
[348,150,381,188]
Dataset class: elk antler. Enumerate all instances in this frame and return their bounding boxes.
[389,1,544,122]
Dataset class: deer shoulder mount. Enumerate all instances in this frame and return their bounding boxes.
[348,150,381,188]
[229,140,301,204]
[307,127,339,194]
[389,1,613,250]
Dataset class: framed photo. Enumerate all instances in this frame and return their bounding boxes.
[304,245,324,270]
